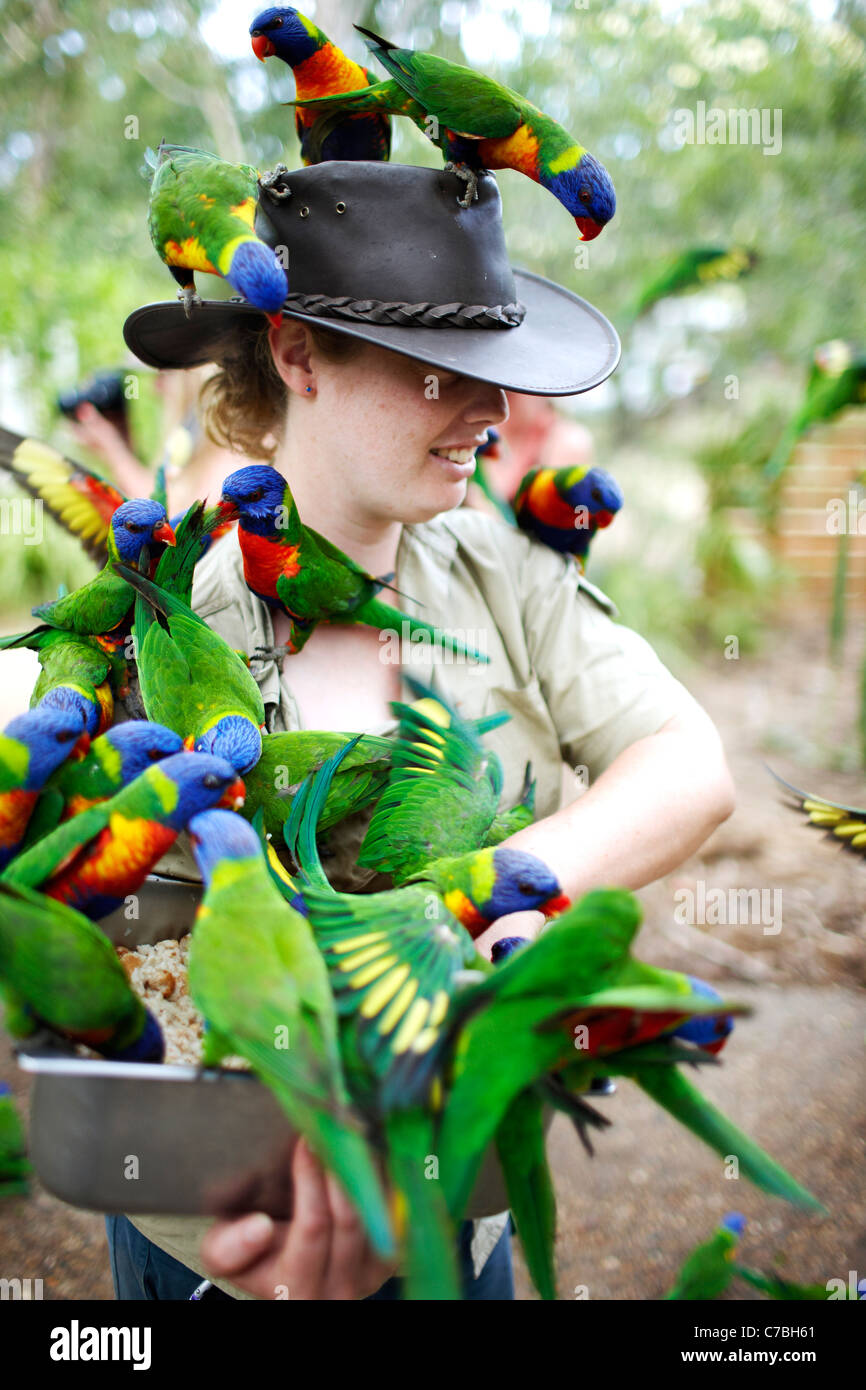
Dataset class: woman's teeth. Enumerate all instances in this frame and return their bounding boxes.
[431,447,476,464]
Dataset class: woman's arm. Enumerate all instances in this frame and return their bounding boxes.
[491,704,735,910]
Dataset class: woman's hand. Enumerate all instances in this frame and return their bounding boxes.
[199,1139,398,1300]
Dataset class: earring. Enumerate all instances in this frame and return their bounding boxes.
[305,385,313,393]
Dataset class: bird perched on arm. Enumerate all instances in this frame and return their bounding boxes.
[514,464,623,569]
[249,6,391,164]
[287,22,615,234]
[217,465,489,662]
[146,141,289,324]
[765,340,866,480]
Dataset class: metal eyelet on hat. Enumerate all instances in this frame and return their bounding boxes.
[299,205,310,218]
[335,201,346,214]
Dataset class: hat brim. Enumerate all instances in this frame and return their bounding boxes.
[123,268,620,397]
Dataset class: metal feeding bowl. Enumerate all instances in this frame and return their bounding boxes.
[18,875,510,1221]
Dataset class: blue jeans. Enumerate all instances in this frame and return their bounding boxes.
[106,1213,514,1301]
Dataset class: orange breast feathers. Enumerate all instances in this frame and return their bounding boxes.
[294,45,371,108]
[238,527,302,598]
[524,470,584,529]
[477,125,541,179]
[45,815,178,905]
[0,788,38,850]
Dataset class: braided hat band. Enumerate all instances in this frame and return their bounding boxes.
[276,291,527,330]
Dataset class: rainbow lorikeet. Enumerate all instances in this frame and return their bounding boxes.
[733,1265,863,1299]
[357,677,540,890]
[0,879,163,1061]
[0,706,87,870]
[218,466,489,662]
[665,1212,746,1300]
[433,889,806,1223]
[242,729,394,839]
[769,766,866,858]
[22,721,184,847]
[282,739,565,1107]
[0,426,233,569]
[116,563,265,774]
[185,807,394,1259]
[27,499,176,639]
[2,751,245,920]
[287,22,615,234]
[0,1082,30,1197]
[146,141,288,323]
[513,465,623,569]
[249,7,391,164]
[629,245,758,322]
[0,626,116,737]
[765,340,866,480]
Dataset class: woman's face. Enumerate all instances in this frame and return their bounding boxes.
[278,328,510,526]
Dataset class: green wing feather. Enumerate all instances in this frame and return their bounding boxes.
[495,1087,557,1300]
[383,1106,460,1299]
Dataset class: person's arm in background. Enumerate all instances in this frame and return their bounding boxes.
[67,402,155,498]
[475,533,735,955]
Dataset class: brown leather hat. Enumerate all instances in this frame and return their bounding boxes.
[123,160,619,396]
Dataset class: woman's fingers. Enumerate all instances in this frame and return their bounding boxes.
[199,1211,277,1281]
[277,1139,334,1297]
[321,1169,372,1299]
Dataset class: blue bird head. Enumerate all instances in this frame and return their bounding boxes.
[151,752,246,831]
[4,705,85,788]
[195,716,262,776]
[563,466,624,522]
[481,848,570,920]
[721,1212,746,1238]
[187,808,263,887]
[110,1009,165,1063]
[673,976,735,1054]
[225,240,288,317]
[110,499,176,565]
[490,934,530,963]
[250,7,317,64]
[39,685,101,736]
[219,465,287,535]
[102,721,184,782]
[548,151,616,241]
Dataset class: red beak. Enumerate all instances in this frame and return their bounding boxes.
[218,777,247,811]
[251,33,274,61]
[540,892,571,918]
[71,731,92,760]
[266,311,284,330]
[575,216,603,242]
[153,521,177,547]
[182,734,196,751]
[216,497,239,522]
[593,509,614,529]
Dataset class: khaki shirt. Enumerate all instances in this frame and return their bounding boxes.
[130,508,704,1296]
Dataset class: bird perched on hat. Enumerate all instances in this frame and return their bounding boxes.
[282,18,615,238]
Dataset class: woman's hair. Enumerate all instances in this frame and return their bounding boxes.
[199,318,363,460]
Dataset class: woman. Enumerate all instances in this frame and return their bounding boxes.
[112,160,735,1301]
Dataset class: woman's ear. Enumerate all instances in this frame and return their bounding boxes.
[268,320,316,397]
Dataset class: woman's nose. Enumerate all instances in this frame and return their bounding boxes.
[465,383,509,429]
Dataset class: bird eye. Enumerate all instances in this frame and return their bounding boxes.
[125,522,143,534]
[246,488,264,502]
[517,881,536,894]
[579,187,591,203]
[148,748,164,760]
[57,729,75,743]
[591,487,603,502]
[202,773,222,789]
